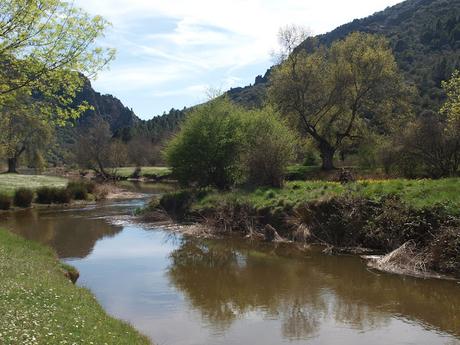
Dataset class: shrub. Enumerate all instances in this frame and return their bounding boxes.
[0,194,12,210]
[53,188,72,204]
[66,181,89,200]
[241,107,297,187]
[36,187,71,204]
[165,98,244,189]
[159,190,195,219]
[13,188,34,208]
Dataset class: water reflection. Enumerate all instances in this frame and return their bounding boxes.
[0,204,125,258]
[168,238,460,340]
[0,194,459,345]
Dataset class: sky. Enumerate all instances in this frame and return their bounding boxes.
[75,0,404,120]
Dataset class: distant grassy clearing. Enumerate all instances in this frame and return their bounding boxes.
[114,167,171,178]
[195,178,460,215]
[0,229,151,345]
[0,174,68,196]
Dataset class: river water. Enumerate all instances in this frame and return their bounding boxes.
[0,186,459,345]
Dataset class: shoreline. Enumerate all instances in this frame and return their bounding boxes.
[140,182,460,281]
[0,228,151,344]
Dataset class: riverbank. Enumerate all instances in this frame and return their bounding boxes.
[0,228,151,345]
[144,178,460,279]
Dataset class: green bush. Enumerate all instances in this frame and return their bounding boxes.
[165,98,244,189]
[36,187,71,204]
[241,107,297,187]
[0,194,12,210]
[13,188,34,208]
[159,190,196,220]
[66,181,89,200]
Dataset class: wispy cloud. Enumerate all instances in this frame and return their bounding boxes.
[76,0,404,119]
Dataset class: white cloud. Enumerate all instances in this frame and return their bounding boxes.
[75,0,404,118]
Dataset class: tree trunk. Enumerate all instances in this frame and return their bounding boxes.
[7,157,18,173]
[320,144,336,171]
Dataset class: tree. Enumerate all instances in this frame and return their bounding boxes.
[382,72,460,178]
[0,94,53,173]
[269,32,409,170]
[0,0,115,168]
[127,136,161,167]
[241,107,297,187]
[0,0,114,108]
[75,120,123,179]
[165,98,244,189]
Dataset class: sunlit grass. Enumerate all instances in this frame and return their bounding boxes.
[0,229,151,345]
[0,174,68,196]
[195,178,460,215]
[114,167,171,178]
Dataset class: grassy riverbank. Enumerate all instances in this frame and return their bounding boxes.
[151,178,460,278]
[194,178,460,215]
[114,167,172,179]
[0,229,151,345]
[0,174,68,196]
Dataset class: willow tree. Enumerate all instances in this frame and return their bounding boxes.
[0,0,115,172]
[269,32,408,170]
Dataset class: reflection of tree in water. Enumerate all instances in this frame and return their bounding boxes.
[168,238,460,340]
[0,208,122,258]
[168,238,328,338]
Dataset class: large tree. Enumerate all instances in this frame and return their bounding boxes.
[0,0,114,172]
[269,31,409,170]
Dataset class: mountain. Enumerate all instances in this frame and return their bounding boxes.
[51,78,141,164]
[73,78,140,134]
[57,0,460,158]
[228,0,460,112]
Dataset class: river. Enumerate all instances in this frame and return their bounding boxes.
[0,184,459,345]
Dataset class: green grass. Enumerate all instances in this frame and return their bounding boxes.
[0,228,151,345]
[114,167,172,179]
[195,178,460,215]
[0,174,68,196]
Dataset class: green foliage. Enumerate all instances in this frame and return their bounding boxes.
[165,98,244,189]
[36,187,71,204]
[13,188,33,208]
[269,32,410,170]
[285,165,321,181]
[384,72,460,178]
[194,178,460,216]
[240,107,297,187]
[0,193,12,210]
[0,229,151,344]
[0,0,115,113]
[159,190,197,220]
[228,0,460,114]
[66,181,90,200]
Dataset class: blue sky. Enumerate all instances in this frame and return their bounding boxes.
[75,0,404,120]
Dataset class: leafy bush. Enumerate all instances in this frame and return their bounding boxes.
[241,108,297,187]
[159,190,196,220]
[66,181,89,200]
[165,98,244,189]
[0,194,12,210]
[13,188,34,208]
[36,187,71,204]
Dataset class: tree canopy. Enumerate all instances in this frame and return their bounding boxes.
[0,0,114,119]
[269,32,410,170]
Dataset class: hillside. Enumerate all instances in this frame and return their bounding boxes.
[51,79,140,164]
[54,0,460,158]
[228,0,460,112]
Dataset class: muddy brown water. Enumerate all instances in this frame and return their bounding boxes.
[0,184,459,345]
